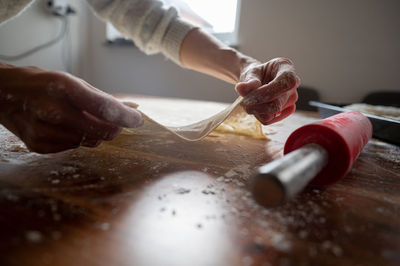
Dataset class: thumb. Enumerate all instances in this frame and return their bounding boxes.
[92,98,144,129]
[67,80,143,128]
[236,78,262,97]
[122,101,139,109]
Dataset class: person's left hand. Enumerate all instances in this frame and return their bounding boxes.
[236,57,300,125]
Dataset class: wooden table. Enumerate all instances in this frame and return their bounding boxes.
[0,97,399,266]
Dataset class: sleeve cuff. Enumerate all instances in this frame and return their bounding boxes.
[160,18,197,66]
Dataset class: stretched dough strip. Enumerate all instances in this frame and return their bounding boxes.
[123,96,267,141]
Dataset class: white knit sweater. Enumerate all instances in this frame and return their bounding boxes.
[0,0,195,65]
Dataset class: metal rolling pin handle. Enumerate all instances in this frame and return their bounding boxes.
[251,143,329,208]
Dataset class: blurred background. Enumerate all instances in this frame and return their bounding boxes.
[0,0,399,104]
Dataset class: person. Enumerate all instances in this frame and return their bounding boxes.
[0,0,300,154]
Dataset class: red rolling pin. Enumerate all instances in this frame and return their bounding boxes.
[251,111,373,207]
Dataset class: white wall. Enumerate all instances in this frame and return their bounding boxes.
[238,0,400,102]
[83,0,400,103]
[1,0,399,103]
[0,0,88,77]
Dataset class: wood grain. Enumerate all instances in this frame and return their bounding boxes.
[0,99,399,266]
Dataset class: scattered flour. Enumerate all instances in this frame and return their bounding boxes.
[95,222,110,231]
[202,189,216,195]
[25,231,43,243]
[173,187,191,195]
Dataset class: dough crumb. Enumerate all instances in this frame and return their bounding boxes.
[174,187,191,194]
[25,231,43,243]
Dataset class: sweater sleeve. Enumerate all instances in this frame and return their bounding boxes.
[86,0,196,65]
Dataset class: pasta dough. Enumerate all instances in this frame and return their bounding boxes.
[344,103,400,121]
[121,96,267,141]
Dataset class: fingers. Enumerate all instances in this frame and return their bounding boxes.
[244,87,297,114]
[236,65,263,96]
[48,72,143,128]
[3,68,133,154]
[244,92,289,115]
[254,113,275,125]
[22,118,109,154]
[122,101,139,109]
[243,70,300,106]
[237,57,300,125]
[266,105,296,125]
[254,104,296,125]
[236,79,262,97]
[22,120,82,154]
[20,106,119,154]
[30,100,122,141]
[72,86,143,129]
[77,111,122,141]
[245,89,298,125]
[284,89,299,109]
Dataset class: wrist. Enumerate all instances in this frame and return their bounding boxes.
[208,48,258,84]
[237,53,259,79]
[180,28,258,84]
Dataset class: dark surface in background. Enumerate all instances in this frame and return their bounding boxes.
[310,101,400,146]
[362,91,400,107]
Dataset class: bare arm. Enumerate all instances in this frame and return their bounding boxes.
[180,28,301,125]
[180,28,253,84]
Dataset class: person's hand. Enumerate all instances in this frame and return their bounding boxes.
[0,64,143,154]
[236,57,300,125]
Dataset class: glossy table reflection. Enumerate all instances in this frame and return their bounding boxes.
[0,98,399,266]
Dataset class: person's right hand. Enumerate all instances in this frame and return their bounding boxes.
[236,57,300,125]
[0,64,143,154]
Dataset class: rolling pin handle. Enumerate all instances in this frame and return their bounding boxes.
[251,143,328,207]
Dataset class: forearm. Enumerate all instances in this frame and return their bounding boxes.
[180,28,258,84]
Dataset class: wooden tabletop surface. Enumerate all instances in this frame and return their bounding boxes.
[0,97,399,266]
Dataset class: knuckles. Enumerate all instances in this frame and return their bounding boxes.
[254,113,274,125]
[245,100,283,118]
[31,71,75,95]
[34,105,63,124]
[279,71,298,90]
[274,57,294,66]
[269,99,285,113]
